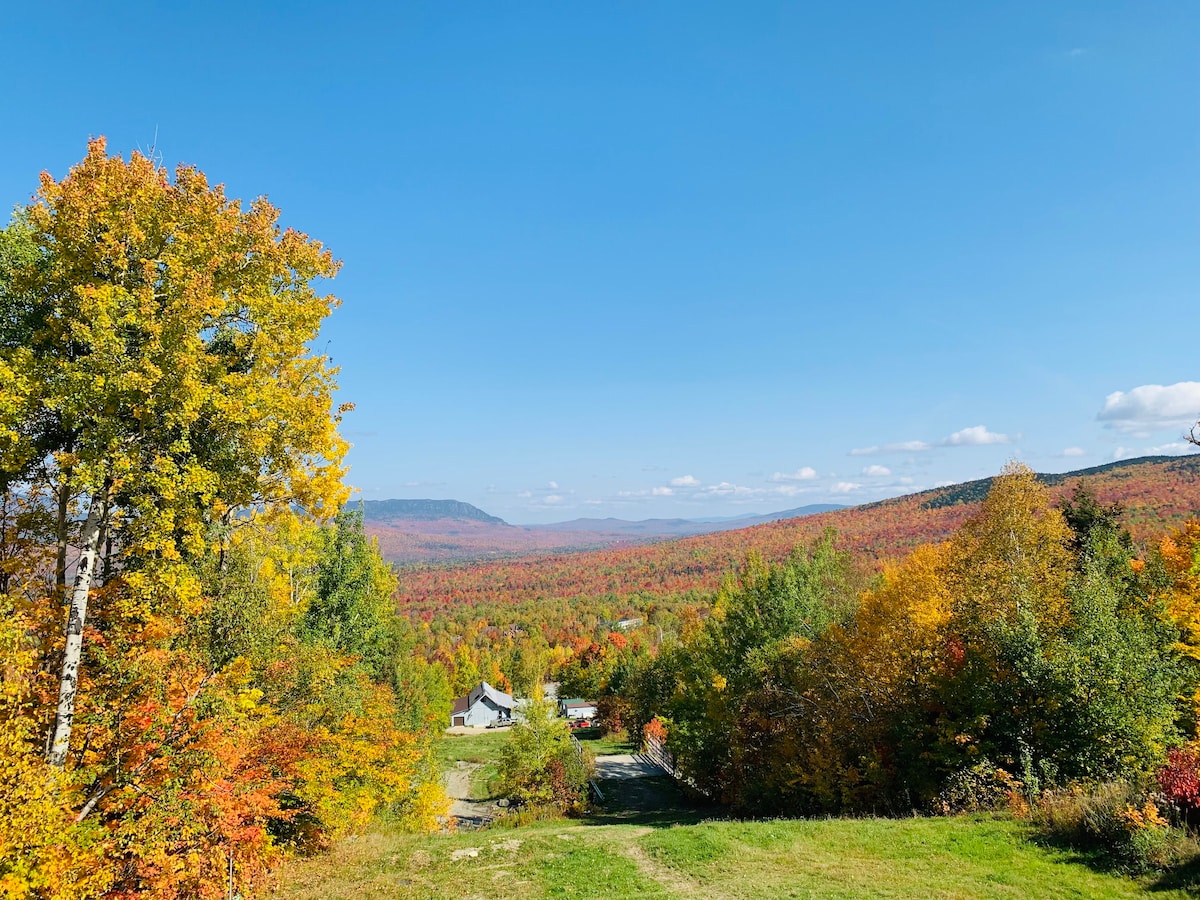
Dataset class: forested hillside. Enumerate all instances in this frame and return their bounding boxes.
[394,454,1200,616]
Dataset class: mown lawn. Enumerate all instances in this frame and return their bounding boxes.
[269,814,1197,900]
[573,725,637,756]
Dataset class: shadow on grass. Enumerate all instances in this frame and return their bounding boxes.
[1146,853,1200,893]
[584,775,715,828]
[1027,825,1200,894]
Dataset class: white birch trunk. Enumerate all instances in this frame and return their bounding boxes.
[46,483,110,768]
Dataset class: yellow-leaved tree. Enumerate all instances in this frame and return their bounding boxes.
[0,138,350,769]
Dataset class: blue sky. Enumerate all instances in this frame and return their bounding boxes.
[3,2,1199,523]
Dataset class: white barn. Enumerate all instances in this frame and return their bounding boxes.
[450,681,515,727]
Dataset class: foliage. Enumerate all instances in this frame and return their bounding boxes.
[496,700,592,814]
[1032,782,1196,873]
[0,143,446,898]
[606,464,1192,817]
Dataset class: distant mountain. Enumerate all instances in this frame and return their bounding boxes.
[362,499,847,565]
[360,499,507,525]
[541,504,847,537]
[393,454,1200,612]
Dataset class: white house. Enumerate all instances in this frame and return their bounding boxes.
[558,698,598,720]
[450,681,515,727]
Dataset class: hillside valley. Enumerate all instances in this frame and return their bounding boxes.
[362,498,844,564]
[392,454,1200,615]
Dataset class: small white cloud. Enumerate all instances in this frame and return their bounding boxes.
[584,499,604,505]
[516,490,533,499]
[1068,47,1088,57]
[939,425,1010,447]
[652,486,673,496]
[698,481,763,498]
[1061,447,1085,457]
[832,482,862,494]
[850,440,932,456]
[769,467,817,483]
[670,475,700,487]
[543,494,564,505]
[1098,382,1200,435]
[547,481,559,490]
[861,465,891,477]
[1146,442,1196,456]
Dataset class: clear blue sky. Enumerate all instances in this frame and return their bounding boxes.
[4,2,1199,523]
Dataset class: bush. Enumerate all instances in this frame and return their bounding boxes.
[497,700,593,816]
[1032,781,1196,873]
[936,760,1023,814]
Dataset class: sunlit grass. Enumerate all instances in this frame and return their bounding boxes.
[272,814,1198,899]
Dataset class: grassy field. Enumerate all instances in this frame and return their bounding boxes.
[269,814,1198,899]
[573,725,636,756]
[274,727,1200,898]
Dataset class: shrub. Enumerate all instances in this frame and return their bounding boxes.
[936,760,1023,814]
[497,700,593,816]
[1032,781,1195,873]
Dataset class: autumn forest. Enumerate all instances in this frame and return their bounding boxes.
[5,143,1200,897]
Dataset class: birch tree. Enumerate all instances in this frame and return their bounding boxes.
[0,138,350,768]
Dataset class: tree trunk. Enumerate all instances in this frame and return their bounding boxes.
[55,472,71,595]
[46,480,111,768]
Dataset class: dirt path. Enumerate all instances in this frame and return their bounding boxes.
[593,753,663,780]
[607,825,731,899]
[445,762,494,827]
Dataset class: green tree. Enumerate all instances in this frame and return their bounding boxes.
[497,699,591,812]
[303,507,399,682]
[0,139,349,767]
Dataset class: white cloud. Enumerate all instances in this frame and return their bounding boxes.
[669,475,700,487]
[547,481,559,490]
[1068,47,1088,57]
[584,499,604,506]
[1114,442,1198,460]
[851,426,1010,455]
[1098,382,1200,436]
[543,494,564,505]
[516,490,533,499]
[773,483,822,498]
[861,465,891,477]
[832,482,862,494]
[651,486,673,496]
[939,425,1011,447]
[769,467,817,483]
[1061,447,1085,457]
[697,481,764,498]
[1147,442,1197,456]
[850,440,932,456]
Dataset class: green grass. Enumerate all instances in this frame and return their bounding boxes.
[433,730,512,767]
[573,726,636,756]
[270,814,1198,899]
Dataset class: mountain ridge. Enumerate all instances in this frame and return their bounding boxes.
[391,454,1200,612]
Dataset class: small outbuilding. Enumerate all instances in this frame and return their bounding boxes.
[559,698,598,721]
[450,681,515,728]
